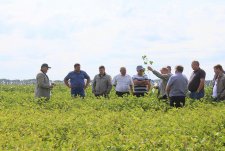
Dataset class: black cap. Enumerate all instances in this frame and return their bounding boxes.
[41,63,51,68]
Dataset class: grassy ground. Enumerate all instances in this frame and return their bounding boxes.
[0,85,225,150]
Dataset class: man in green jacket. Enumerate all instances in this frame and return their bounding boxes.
[148,66,172,100]
[92,66,112,98]
[35,63,55,100]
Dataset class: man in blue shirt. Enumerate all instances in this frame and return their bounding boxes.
[64,63,90,97]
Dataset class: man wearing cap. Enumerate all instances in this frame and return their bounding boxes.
[35,63,55,100]
[132,65,151,97]
[147,66,172,100]
[64,63,90,98]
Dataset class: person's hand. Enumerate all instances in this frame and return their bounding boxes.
[84,85,88,89]
[153,85,159,89]
[147,66,153,71]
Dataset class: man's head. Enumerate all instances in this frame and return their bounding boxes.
[214,64,223,75]
[74,63,81,72]
[99,65,105,75]
[191,61,200,71]
[41,63,51,73]
[175,65,184,73]
[120,67,126,76]
[167,66,171,73]
[136,65,145,75]
[160,67,169,74]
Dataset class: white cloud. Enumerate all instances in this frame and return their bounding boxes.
[0,0,225,80]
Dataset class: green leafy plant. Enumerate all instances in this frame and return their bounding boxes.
[0,84,225,150]
[142,55,154,65]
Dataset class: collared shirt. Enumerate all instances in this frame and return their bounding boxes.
[112,74,133,92]
[132,74,149,93]
[92,73,112,95]
[152,70,172,97]
[64,70,90,88]
[167,73,188,97]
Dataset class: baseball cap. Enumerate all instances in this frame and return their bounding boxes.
[136,65,145,71]
[41,63,51,68]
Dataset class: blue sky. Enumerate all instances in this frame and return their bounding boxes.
[0,0,225,80]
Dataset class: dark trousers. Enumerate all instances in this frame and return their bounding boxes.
[95,94,108,98]
[71,88,85,98]
[116,91,130,97]
[169,96,185,108]
[158,95,168,100]
[133,93,146,97]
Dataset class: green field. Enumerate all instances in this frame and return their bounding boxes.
[0,85,225,150]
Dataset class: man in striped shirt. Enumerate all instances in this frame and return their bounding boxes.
[132,65,151,97]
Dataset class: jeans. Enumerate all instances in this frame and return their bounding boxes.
[189,90,204,100]
[71,87,85,98]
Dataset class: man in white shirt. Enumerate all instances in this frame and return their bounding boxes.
[112,67,134,97]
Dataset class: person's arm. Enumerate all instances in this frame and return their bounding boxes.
[130,78,134,94]
[218,78,225,100]
[64,74,71,88]
[197,71,206,93]
[148,66,168,80]
[166,77,173,97]
[146,80,151,92]
[84,72,90,89]
[37,73,52,89]
[92,76,96,94]
[85,78,90,89]
[133,80,148,85]
[106,76,112,94]
[152,70,169,80]
[112,76,117,87]
[166,85,171,96]
[197,78,205,93]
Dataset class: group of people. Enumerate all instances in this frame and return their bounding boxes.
[35,61,225,107]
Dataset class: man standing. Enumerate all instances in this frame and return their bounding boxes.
[112,67,134,97]
[64,63,90,98]
[188,61,206,99]
[35,63,55,100]
[148,66,171,100]
[92,66,112,97]
[132,65,151,97]
[167,65,173,76]
[212,64,225,101]
[166,65,188,107]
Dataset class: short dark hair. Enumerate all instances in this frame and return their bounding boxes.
[99,65,105,69]
[74,63,80,67]
[175,65,184,72]
[167,66,171,70]
[192,60,200,66]
[214,64,223,71]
